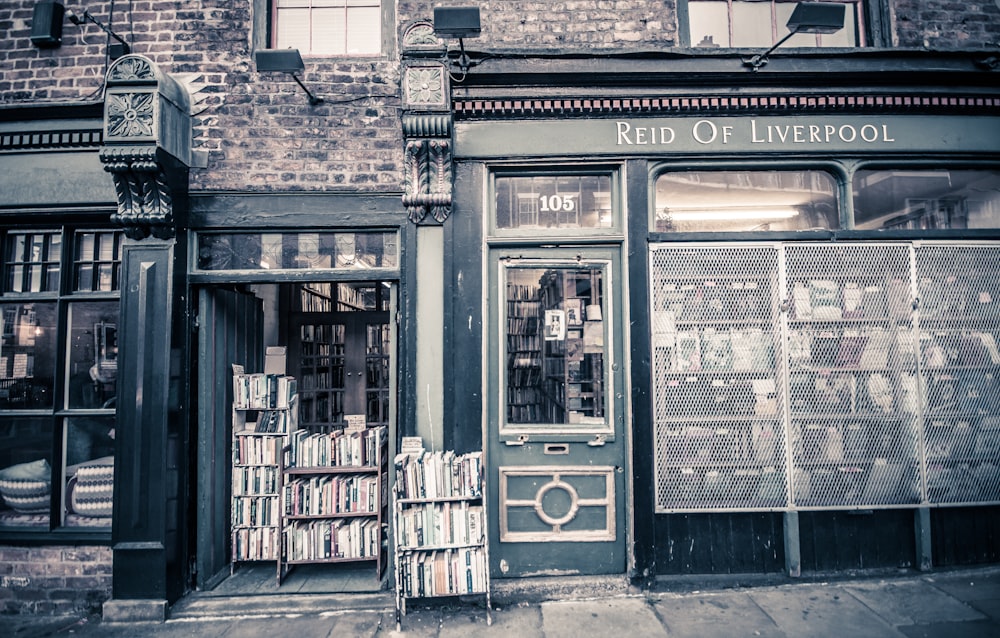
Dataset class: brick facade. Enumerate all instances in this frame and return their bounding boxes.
[0,546,112,615]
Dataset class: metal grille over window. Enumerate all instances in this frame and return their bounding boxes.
[915,244,1000,505]
[784,243,920,509]
[651,241,1000,513]
[651,245,784,511]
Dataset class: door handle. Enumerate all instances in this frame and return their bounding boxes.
[587,435,607,447]
[505,435,529,446]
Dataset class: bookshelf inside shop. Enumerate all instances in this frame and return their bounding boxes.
[230,365,299,571]
[277,424,388,585]
[394,441,491,629]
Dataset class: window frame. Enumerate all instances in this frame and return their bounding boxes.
[679,0,888,49]
[254,0,396,59]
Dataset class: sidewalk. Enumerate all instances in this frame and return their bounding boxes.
[4,567,1000,637]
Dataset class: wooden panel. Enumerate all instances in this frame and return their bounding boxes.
[653,513,784,574]
[798,510,915,572]
[931,506,1000,567]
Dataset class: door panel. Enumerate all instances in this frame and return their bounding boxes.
[196,287,263,589]
[489,249,627,577]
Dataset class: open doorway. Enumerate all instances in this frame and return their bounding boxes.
[195,280,396,596]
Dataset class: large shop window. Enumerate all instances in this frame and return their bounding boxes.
[655,170,839,233]
[0,229,121,533]
[854,169,1000,230]
[686,0,864,48]
[271,0,385,56]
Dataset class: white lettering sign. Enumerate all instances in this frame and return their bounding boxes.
[616,118,895,148]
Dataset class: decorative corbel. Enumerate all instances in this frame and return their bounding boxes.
[100,54,195,239]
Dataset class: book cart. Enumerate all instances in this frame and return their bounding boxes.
[230,365,298,573]
[277,424,389,585]
[393,441,491,629]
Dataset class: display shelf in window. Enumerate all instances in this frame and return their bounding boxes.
[230,365,298,570]
[393,441,490,629]
[277,424,388,585]
[506,283,543,424]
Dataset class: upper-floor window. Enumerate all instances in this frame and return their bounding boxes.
[686,0,864,48]
[273,0,384,55]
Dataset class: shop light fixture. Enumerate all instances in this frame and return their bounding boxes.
[743,2,845,71]
[667,207,800,221]
[433,6,482,78]
[66,7,132,59]
[254,48,324,106]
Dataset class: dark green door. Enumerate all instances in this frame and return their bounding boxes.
[488,248,628,577]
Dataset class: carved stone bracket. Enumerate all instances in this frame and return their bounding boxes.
[100,54,194,239]
[101,145,174,240]
[402,113,453,224]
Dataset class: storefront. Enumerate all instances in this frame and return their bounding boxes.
[430,49,1000,581]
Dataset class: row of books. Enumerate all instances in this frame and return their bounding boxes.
[790,279,910,321]
[395,502,484,550]
[231,495,280,527]
[394,450,483,500]
[233,373,298,410]
[398,547,487,599]
[287,425,387,468]
[233,465,279,496]
[232,527,279,562]
[233,433,283,466]
[282,518,381,562]
[653,326,775,372]
[254,407,296,433]
[283,474,379,516]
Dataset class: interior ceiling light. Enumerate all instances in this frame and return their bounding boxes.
[743,2,845,72]
[254,48,324,106]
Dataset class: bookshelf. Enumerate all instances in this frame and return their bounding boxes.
[230,366,298,571]
[393,444,491,629]
[277,425,388,585]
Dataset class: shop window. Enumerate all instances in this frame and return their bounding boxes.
[196,231,398,272]
[853,169,1000,230]
[654,170,839,233]
[493,172,617,233]
[271,0,386,56]
[0,229,120,534]
[686,0,864,48]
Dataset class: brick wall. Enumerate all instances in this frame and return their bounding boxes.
[0,546,112,615]
[891,0,1000,48]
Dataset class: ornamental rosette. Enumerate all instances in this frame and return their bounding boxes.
[405,67,445,107]
[106,92,156,139]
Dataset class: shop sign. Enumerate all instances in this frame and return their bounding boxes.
[455,115,1000,157]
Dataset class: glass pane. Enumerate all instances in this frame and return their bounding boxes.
[0,302,56,409]
[655,170,839,232]
[853,169,1000,230]
[505,266,607,426]
[74,231,122,292]
[732,1,775,48]
[196,232,399,271]
[63,417,115,528]
[0,417,53,528]
[312,7,347,54]
[345,7,381,54]
[66,302,119,410]
[276,8,311,50]
[4,232,61,293]
[689,1,730,48]
[495,174,613,230]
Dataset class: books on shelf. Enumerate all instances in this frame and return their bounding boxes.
[397,547,487,599]
[233,372,298,410]
[394,450,483,500]
[288,425,387,468]
[283,518,381,562]
[284,473,380,516]
[396,501,485,549]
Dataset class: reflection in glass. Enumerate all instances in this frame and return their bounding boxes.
[66,303,119,409]
[63,417,115,527]
[496,175,613,230]
[655,170,838,232]
[3,231,60,293]
[0,417,53,527]
[196,231,399,271]
[74,231,122,292]
[0,303,56,409]
[505,266,606,426]
[853,169,1000,230]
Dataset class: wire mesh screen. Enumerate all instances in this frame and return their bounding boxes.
[651,245,785,511]
[784,242,921,509]
[651,241,1000,513]
[915,243,1000,505]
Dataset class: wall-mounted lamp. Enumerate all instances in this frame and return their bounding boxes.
[67,8,132,59]
[433,6,481,77]
[743,2,845,71]
[254,48,324,106]
[30,1,65,48]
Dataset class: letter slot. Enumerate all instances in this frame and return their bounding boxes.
[543,443,570,455]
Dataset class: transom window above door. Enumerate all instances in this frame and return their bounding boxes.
[686,0,864,48]
[273,0,384,56]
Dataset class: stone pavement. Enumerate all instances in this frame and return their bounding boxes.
[4,567,1000,637]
